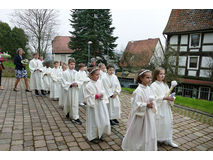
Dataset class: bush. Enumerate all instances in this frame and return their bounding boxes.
[2,60,31,77]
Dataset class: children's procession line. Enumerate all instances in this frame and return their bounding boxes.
[0,78,213,151]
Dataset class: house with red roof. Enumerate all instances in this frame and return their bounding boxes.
[163,9,213,100]
[120,38,164,71]
[52,36,74,63]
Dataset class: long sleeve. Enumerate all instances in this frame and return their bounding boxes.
[14,55,24,70]
[150,83,164,104]
[102,77,113,98]
[83,72,90,82]
[149,88,158,114]
[75,72,82,89]
[38,61,44,71]
[114,76,121,94]
[42,67,47,77]
[51,68,61,82]
[84,83,96,108]
[131,90,147,114]
[61,71,72,91]
[29,60,36,73]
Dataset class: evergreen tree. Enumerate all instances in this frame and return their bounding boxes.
[0,22,28,58]
[0,22,12,54]
[11,27,28,58]
[69,9,118,64]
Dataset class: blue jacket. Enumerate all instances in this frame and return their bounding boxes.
[14,54,26,70]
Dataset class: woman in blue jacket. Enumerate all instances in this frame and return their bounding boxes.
[13,48,30,92]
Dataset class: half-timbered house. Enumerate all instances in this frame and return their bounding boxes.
[163,9,213,100]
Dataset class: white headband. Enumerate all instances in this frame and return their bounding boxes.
[89,67,99,74]
[139,70,150,76]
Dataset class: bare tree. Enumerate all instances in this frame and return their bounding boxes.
[11,9,59,58]
[205,55,213,81]
[160,45,179,82]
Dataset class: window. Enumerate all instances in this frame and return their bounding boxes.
[61,55,66,62]
[198,87,210,100]
[189,34,201,48]
[188,56,199,70]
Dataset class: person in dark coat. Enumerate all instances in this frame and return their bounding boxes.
[13,48,30,92]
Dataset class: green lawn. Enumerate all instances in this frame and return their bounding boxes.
[175,96,213,115]
[2,60,30,77]
[122,87,213,115]
[122,87,135,94]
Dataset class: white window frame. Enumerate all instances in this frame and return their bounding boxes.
[198,86,210,100]
[189,33,201,48]
[187,56,199,70]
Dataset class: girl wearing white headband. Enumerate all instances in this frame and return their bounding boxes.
[84,67,111,143]
[122,69,157,151]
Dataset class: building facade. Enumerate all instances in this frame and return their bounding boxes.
[163,9,213,100]
[52,36,74,63]
[120,38,164,71]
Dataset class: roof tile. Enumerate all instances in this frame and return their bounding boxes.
[163,9,213,34]
[52,36,74,54]
[120,38,159,68]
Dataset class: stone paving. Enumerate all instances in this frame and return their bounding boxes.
[0,78,213,151]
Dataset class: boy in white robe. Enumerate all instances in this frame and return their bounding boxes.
[29,53,46,96]
[58,63,68,107]
[102,64,121,126]
[49,61,61,100]
[84,67,111,143]
[98,63,107,80]
[42,61,52,94]
[62,58,82,125]
[78,63,90,106]
[121,69,157,151]
[150,67,178,148]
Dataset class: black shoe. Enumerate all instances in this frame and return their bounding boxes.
[66,113,70,119]
[41,90,46,96]
[113,119,119,124]
[100,136,104,142]
[72,119,82,125]
[35,90,39,96]
[25,89,31,92]
[110,120,116,126]
[91,138,100,144]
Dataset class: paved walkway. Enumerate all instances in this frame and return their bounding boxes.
[0,78,213,151]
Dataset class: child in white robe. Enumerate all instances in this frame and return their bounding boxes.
[121,69,157,151]
[29,53,46,96]
[49,61,61,100]
[78,63,90,106]
[150,67,178,148]
[42,62,52,94]
[84,67,111,143]
[102,64,121,126]
[62,58,82,125]
[98,63,107,80]
[58,63,68,107]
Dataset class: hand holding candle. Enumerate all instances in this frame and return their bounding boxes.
[167,80,177,96]
[149,96,156,113]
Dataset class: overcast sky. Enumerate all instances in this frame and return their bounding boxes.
[0,0,211,53]
[58,9,172,51]
[0,9,171,52]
